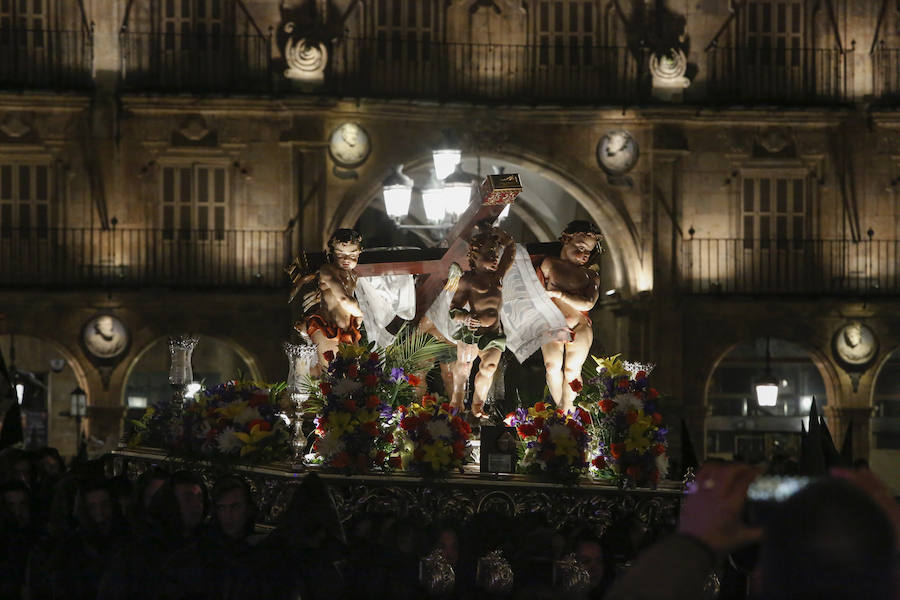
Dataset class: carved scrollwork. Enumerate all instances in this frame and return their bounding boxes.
[283,27,328,83]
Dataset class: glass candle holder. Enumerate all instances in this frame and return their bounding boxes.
[168,335,198,404]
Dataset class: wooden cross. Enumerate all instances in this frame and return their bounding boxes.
[291,174,559,324]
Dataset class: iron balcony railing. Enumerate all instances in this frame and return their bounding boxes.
[328,37,647,104]
[0,28,93,90]
[705,46,851,104]
[681,238,900,295]
[119,31,271,93]
[872,43,900,102]
[0,228,291,288]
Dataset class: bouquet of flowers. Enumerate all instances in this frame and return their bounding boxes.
[393,393,471,476]
[129,380,291,464]
[310,345,396,473]
[576,355,668,488]
[505,402,590,483]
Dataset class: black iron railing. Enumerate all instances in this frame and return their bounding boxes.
[0,228,291,288]
[119,31,271,93]
[0,28,93,90]
[872,43,900,101]
[328,37,646,104]
[705,46,851,104]
[681,238,900,295]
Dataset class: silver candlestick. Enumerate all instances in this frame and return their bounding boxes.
[168,335,198,406]
[283,341,318,465]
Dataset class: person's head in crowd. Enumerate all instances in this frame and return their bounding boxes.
[429,520,460,568]
[0,480,31,529]
[107,474,133,519]
[275,472,345,548]
[171,470,208,536]
[34,447,65,481]
[755,476,897,600]
[1,449,34,487]
[75,477,117,537]
[572,531,614,594]
[211,475,256,541]
[134,466,169,511]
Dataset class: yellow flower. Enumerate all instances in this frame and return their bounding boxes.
[216,401,249,421]
[234,424,274,456]
[552,431,578,459]
[625,412,652,452]
[328,411,353,438]
[593,354,628,377]
[422,441,451,470]
[338,343,367,359]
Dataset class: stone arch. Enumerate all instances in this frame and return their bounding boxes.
[120,334,264,409]
[866,344,900,410]
[327,147,643,296]
[702,336,840,413]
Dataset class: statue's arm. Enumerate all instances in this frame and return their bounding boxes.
[496,231,516,277]
[449,276,472,321]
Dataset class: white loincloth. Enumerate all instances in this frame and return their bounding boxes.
[355,274,416,349]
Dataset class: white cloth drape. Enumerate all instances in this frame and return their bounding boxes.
[355,274,416,349]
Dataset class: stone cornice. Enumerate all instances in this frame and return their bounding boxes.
[0,92,91,112]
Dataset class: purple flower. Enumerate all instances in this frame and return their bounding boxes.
[389,367,406,384]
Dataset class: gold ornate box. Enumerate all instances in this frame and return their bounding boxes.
[480,173,522,205]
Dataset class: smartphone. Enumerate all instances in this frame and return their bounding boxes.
[743,475,815,526]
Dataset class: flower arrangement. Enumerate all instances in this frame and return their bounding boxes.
[393,393,471,476]
[576,355,668,488]
[129,380,291,464]
[505,402,590,483]
[310,345,396,473]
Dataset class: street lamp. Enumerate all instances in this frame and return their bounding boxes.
[755,337,779,407]
[421,169,447,224]
[442,163,478,219]
[432,131,462,180]
[69,386,87,454]
[382,165,414,222]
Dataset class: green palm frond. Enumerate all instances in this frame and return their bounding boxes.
[385,325,453,375]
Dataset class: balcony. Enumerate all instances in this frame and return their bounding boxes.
[327,37,646,105]
[872,43,900,102]
[119,31,271,94]
[705,46,851,104]
[681,238,900,296]
[0,228,290,289]
[0,28,93,90]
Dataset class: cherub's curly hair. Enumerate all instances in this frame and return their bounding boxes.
[560,220,604,257]
[467,220,504,269]
[326,228,363,262]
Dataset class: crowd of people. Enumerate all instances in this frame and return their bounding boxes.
[0,446,897,600]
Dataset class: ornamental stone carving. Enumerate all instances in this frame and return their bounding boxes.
[650,49,690,102]
[283,25,328,85]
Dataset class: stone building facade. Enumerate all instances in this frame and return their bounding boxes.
[1,0,899,489]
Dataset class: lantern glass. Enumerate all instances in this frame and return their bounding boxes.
[755,377,779,407]
[432,149,461,180]
[69,387,87,416]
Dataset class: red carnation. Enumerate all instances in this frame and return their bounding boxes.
[592,456,607,469]
[366,395,381,409]
[319,381,332,395]
[569,379,583,393]
[653,443,666,456]
[400,416,420,431]
[323,350,335,363]
[651,412,663,425]
[610,443,626,459]
[348,364,359,379]
[389,455,402,468]
[504,413,516,425]
[369,352,380,362]
[626,465,642,480]
[364,374,379,387]
[342,399,356,412]
[248,419,271,432]
[534,402,546,412]
[407,374,421,387]
[597,398,616,414]
[635,370,647,380]
[576,407,592,425]
[648,388,659,399]
[361,421,378,437]
[626,410,638,425]
[534,416,545,429]
[518,423,538,437]
[375,450,387,464]
[441,402,451,413]
[617,378,629,389]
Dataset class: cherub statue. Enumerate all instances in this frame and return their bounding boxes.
[448,222,516,418]
[287,229,364,369]
[538,220,602,413]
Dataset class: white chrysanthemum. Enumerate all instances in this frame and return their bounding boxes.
[426,419,452,440]
[613,393,643,413]
[233,406,263,426]
[332,378,363,397]
[655,454,669,478]
[315,433,346,458]
[216,428,243,454]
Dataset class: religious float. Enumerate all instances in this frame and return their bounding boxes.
[115,174,682,553]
